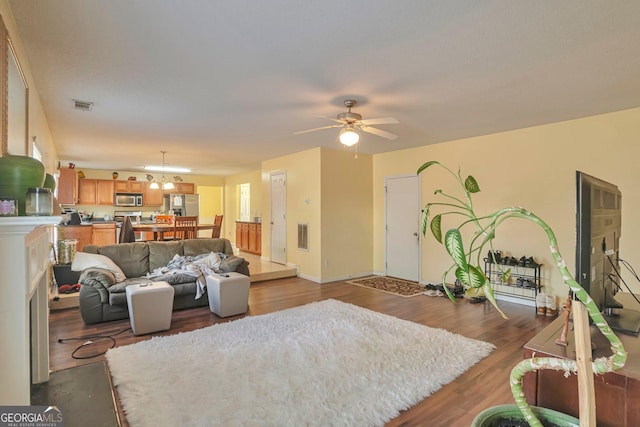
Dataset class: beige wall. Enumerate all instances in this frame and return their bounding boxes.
[373,107,640,298]
[262,148,322,278]
[320,148,373,281]
[1,2,58,171]
[257,147,373,282]
[198,185,223,237]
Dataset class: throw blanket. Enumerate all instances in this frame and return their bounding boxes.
[146,252,228,299]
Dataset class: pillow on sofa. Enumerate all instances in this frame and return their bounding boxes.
[71,252,126,283]
[98,242,149,278]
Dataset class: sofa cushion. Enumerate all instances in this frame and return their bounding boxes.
[148,240,184,271]
[183,238,232,256]
[98,242,150,278]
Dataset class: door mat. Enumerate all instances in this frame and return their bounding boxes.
[346,276,425,297]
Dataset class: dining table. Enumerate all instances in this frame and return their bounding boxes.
[131,223,214,241]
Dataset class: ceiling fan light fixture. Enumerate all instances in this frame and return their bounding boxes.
[163,181,175,190]
[149,182,160,190]
[339,127,360,146]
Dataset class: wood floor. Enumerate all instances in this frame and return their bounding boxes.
[48,276,556,426]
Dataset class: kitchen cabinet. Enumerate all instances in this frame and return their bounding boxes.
[78,179,96,204]
[165,182,195,194]
[57,223,117,251]
[143,182,164,206]
[114,180,144,193]
[57,168,78,204]
[91,223,117,246]
[78,179,115,205]
[236,221,261,255]
[97,180,115,205]
[57,225,92,252]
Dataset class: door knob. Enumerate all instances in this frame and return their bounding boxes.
[413,232,418,236]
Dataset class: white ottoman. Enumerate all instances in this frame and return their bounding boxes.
[126,281,175,335]
[206,272,250,317]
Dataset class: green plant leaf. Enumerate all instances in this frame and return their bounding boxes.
[416,160,440,175]
[445,228,467,269]
[455,265,485,288]
[421,205,430,236]
[464,175,481,193]
[430,214,442,243]
[483,280,508,319]
[501,268,511,283]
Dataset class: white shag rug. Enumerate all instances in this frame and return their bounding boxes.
[106,299,495,427]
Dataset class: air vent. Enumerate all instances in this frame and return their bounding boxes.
[73,99,94,111]
[297,223,308,250]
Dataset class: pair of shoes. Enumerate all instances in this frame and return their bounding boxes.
[486,250,502,263]
[536,292,547,315]
[58,283,81,294]
[519,256,540,268]
[501,256,518,266]
[423,290,444,297]
[515,277,536,289]
[545,295,557,317]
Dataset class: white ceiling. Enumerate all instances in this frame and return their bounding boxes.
[9,1,640,176]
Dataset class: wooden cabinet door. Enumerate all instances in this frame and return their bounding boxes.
[57,168,78,204]
[77,179,97,204]
[114,181,129,192]
[129,181,144,192]
[92,224,116,247]
[248,223,259,253]
[255,223,261,254]
[175,182,195,194]
[96,180,115,205]
[114,180,144,193]
[236,222,251,251]
[143,182,164,206]
[57,226,92,252]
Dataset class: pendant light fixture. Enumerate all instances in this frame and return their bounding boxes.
[149,151,175,190]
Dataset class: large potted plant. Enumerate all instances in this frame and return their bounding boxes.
[417,161,626,427]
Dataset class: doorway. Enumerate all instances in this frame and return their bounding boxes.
[385,175,420,281]
[270,172,287,264]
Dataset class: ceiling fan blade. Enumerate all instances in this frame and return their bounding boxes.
[318,116,346,124]
[293,124,342,135]
[358,117,399,126]
[360,126,398,140]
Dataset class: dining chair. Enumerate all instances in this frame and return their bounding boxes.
[172,216,198,240]
[211,214,223,238]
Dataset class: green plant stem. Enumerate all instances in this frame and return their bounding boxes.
[504,207,626,426]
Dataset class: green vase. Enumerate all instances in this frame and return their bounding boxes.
[43,173,56,192]
[472,405,579,427]
[0,155,46,216]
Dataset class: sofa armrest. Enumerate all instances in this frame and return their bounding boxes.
[79,267,117,296]
[219,255,250,276]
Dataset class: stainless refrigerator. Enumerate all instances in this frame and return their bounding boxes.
[163,194,200,217]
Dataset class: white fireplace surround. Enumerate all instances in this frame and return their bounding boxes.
[0,216,60,405]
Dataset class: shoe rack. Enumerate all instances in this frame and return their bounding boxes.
[484,253,542,308]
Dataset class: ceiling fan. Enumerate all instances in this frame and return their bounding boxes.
[294,99,399,146]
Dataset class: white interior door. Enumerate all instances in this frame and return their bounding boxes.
[270,172,287,264]
[385,175,420,281]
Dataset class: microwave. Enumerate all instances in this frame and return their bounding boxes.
[114,193,143,207]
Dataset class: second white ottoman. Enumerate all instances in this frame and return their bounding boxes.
[126,281,175,335]
[206,272,250,317]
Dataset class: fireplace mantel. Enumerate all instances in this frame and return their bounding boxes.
[0,216,60,405]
